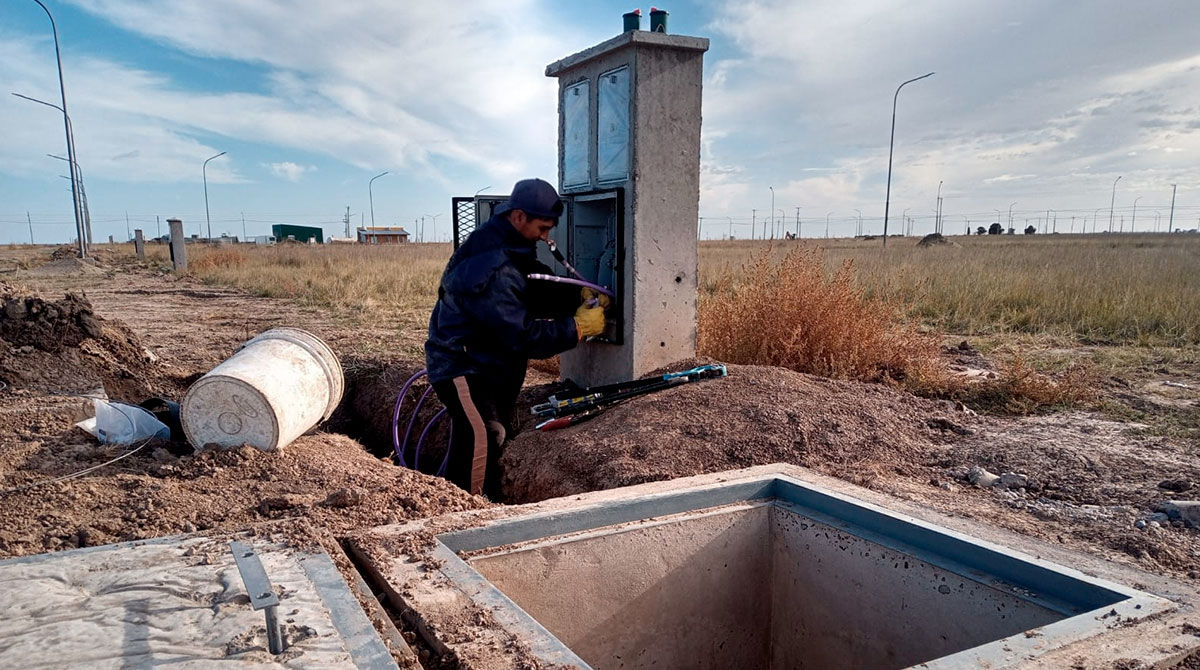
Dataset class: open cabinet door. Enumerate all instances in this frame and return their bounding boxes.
[549,188,624,344]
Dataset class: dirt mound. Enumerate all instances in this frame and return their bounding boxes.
[500,363,974,503]
[917,233,955,247]
[0,432,490,558]
[0,281,167,399]
[49,245,79,261]
[27,257,105,277]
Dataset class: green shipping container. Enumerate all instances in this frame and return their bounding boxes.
[271,224,324,244]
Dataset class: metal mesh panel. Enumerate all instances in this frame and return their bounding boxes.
[452,197,476,249]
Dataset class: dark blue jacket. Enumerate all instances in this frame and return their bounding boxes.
[425,215,579,383]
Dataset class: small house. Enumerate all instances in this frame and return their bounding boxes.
[357,227,410,244]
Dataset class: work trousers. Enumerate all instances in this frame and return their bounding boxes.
[432,368,524,499]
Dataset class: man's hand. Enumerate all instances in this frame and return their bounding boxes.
[581,287,611,310]
[574,302,605,340]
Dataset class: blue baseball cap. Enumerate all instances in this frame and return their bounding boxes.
[494,178,564,220]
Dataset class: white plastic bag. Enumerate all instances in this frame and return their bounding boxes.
[76,399,170,445]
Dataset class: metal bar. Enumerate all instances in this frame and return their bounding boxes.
[229,541,285,654]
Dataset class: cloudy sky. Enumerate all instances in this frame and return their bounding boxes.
[2,0,1198,244]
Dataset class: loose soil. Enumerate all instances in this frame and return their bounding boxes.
[0,280,174,401]
[501,362,973,502]
[0,258,491,562]
[0,432,488,558]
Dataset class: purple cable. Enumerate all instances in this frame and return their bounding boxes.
[414,407,447,472]
[391,369,427,467]
[401,384,436,465]
[436,423,454,477]
[526,273,615,298]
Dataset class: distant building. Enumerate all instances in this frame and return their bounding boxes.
[357,226,410,244]
[271,224,324,244]
[250,235,277,245]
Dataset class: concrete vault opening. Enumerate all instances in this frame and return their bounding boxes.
[366,472,1174,670]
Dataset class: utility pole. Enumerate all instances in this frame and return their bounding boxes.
[751,209,756,241]
[795,207,801,238]
[27,212,33,244]
[727,216,732,239]
[1109,175,1122,232]
[125,211,131,241]
[769,186,774,240]
[826,212,833,238]
[1168,184,1177,233]
[344,206,351,238]
[935,180,942,234]
[1070,215,1075,233]
[241,212,246,241]
[698,216,704,238]
[883,72,935,247]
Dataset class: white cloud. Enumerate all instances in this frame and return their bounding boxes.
[695,0,1200,231]
[267,161,315,182]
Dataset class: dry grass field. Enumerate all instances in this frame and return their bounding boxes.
[153,232,1197,424]
[163,232,1200,348]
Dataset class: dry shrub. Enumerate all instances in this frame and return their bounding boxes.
[955,356,1099,415]
[189,246,248,272]
[698,245,946,388]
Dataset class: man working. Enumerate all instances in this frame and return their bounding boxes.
[425,178,606,497]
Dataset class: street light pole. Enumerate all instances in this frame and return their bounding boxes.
[882,71,934,247]
[203,151,226,241]
[854,209,862,237]
[1168,183,1177,233]
[1008,202,1017,233]
[727,216,733,240]
[1131,196,1142,232]
[29,0,85,257]
[769,186,775,240]
[424,213,443,243]
[1108,175,1122,233]
[369,171,389,228]
[935,180,942,234]
[14,91,88,250]
[826,211,833,238]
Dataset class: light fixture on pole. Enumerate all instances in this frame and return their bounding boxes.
[881,71,934,247]
[369,171,389,228]
[424,213,443,243]
[203,151,227,241]
[1108,176,1122,233]
[13,91,87,251]
[28,1,85,257]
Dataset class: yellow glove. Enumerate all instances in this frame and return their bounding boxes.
[581,287,611,310]
[574,303,605,340]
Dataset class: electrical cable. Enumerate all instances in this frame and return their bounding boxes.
[0,438,153,496]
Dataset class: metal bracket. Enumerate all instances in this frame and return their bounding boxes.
[230,541,285,654]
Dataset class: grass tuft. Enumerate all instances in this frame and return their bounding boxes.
[697,245,947,388]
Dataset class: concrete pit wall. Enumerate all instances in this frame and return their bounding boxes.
[468,504,1066,670]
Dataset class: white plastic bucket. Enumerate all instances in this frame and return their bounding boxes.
[181,327,343,451]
